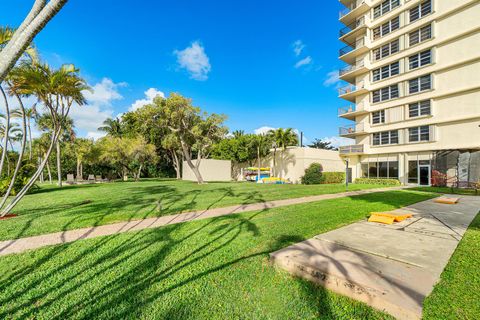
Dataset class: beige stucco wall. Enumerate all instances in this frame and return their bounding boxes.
[182,159,232,182]
[339,0,480,184]
[234,147,345,184]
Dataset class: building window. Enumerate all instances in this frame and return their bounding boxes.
[373,130,399,146]
[409,74,432,94]
[410,0,432,23]
[373,16,400,40]
[372,110,386,124]
[408,161,418,183]
[372,84,399,103]
[373,0,401,19]
[363,161,399,179]
[409,100,431,118]
[409,24,432,46]
[409,49,432,70]
[373,61,400,82]
[409,125,430,142]
[373,39,400,61]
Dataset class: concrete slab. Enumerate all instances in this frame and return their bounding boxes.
[270,195,480,319]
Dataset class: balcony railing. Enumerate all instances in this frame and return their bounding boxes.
[339,144,364,155]
[339,0,366,19]
[338,81,365,96]
[339,123,365,136]
[339,17,366,37]
[339,60,365,76]
[339,37,365,57]
[338,103,364,116]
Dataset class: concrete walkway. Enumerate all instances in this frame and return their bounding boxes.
[0,186,406,256]
[270,195,480,320]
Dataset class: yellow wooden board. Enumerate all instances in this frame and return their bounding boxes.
[434,197,459,204]
[368,215,395,225]
[370,212,413,222]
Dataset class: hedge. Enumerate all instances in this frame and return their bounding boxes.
[354,178,401,186]
[301,163,323,185]
[321,172,345,184]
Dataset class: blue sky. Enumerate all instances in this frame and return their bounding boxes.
[2,0,352,145]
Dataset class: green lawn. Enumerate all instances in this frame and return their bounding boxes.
[423,212,480,319]
[0,190,436,319]
[412,186,479,196]
[1,179,386,241]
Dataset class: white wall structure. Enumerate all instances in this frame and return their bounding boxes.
[234,147,346,184]
[182,159,232,182]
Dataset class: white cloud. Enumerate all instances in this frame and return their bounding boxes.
[174,41,211,81]
[70,78,126,136]
[292,40,306,57]
[129,88,165,111]
[323,70,340,86]
[322,136,355,148]
[294,56,313,69]
[254,126,276,135]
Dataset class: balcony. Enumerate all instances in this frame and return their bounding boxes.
[339,17,367,44]
[338,81,368,102]
[339,37,368,64]
[339,123,365,137]
[338,103,367,120]
[339,144,364,155]
[339,0,370,25]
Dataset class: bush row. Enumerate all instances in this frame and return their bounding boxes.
[354,178,401,186]
[321,172,345,184]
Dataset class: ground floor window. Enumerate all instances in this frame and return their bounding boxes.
[361,161,399,179]
[408,160,431,185]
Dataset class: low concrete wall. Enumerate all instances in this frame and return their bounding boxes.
[183,159,232,182]
[234,147,345,184]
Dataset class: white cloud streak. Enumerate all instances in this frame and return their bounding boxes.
[174,41,211,81]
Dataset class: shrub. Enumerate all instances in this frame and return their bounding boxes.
[321,172,345,184]
[354,178,401,186]
[0,163,38,196]
[301,163,323,185]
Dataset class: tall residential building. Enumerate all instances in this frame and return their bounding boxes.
[337,0,480,186]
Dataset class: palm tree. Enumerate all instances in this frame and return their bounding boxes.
[1,62,90,216]
[232,130,245,139]
[268,128,298,178]
[98,117,122,136]
[24,106,37,160]
[37,113,75,187]
[0,1,68,81]
[0,26,38,63]
[251,134,271,181]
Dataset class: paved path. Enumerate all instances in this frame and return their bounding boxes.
[0,186,407,256]
[270,195,480,320]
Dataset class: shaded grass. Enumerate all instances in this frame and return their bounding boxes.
[411,186,479,196]
[0,190,436,319]
[0,179,387,241]
[423,211,480,319]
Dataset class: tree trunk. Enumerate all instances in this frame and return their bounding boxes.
[1,128,60,216]
[46,156,52,184]
[56,140,62,187]
[0,0,68,82]
[135,164,143,182]
[181,142,204,184]
[76,157,81,178]
[171,150,181,179]
[28,117,32,161]
[272,148,277,177]
[0,94,27,211]
[39,157,44,183]
[0,86,11,179]
[257,147,261,182]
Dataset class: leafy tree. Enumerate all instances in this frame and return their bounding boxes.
[154,93,228,184]
[211,133,257,165]
[301,163,324,185]
[308,138,338,151]
[0,1,67,82]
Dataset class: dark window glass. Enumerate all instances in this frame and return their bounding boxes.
[389,161,399,178]
[369,162,378,177]
[420,125,430,141]
[379,162,388,178]
[408,161,418,183]
[373,133,381,145]
[361,164,369,178]
[409,127,419,142]
[390,130,399,144]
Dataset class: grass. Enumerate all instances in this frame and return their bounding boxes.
[423,211,480,319]
[0,190,436,319]
[412,186,479,196]
[0,179,387,241]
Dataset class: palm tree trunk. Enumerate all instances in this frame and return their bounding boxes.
[46,155,52,184]
[28,117,32,160]
[56,140,62,187]
[257,147,261,182]
[0,86,10,178]
[1,127,60,216]
[0,94,27,211]
[0,0,68,82]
